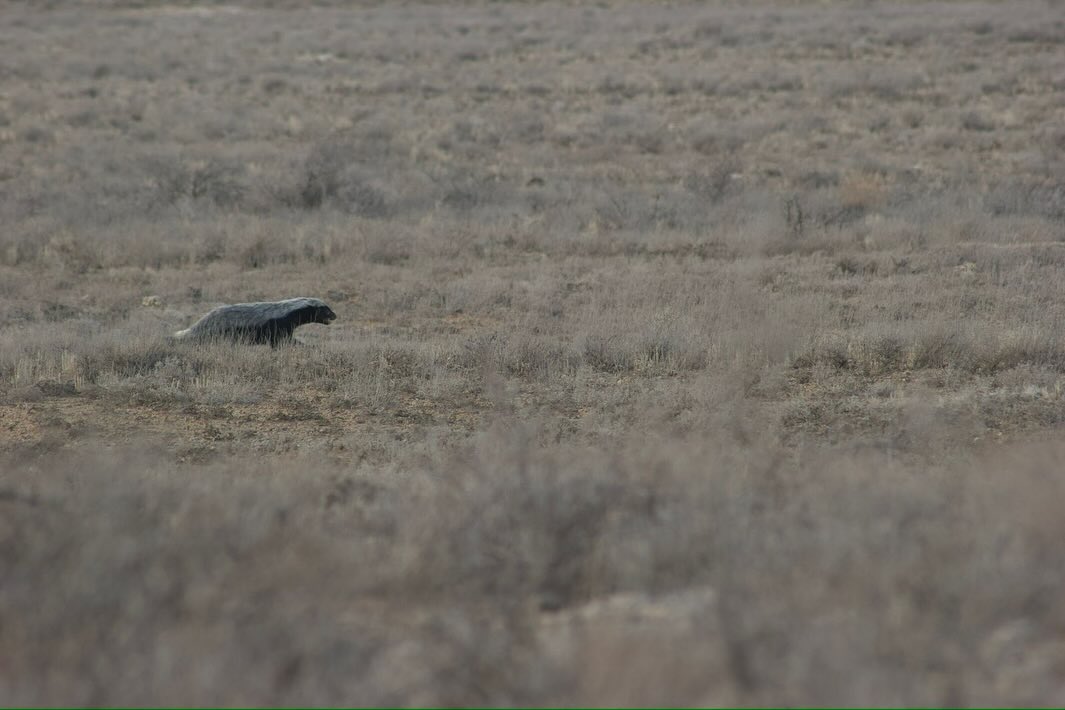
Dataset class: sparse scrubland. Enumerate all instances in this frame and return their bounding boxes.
[2,1,1065,705]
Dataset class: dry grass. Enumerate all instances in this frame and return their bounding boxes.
[2,0,1065,706]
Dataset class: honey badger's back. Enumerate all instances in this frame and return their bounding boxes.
[174,303,269,342]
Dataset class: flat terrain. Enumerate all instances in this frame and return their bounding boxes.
[2,1,1064,705]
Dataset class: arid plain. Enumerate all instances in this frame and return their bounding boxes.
[2,1,1065,705]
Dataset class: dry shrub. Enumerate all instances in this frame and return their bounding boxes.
[4,431,1065,705]
[582,335,636,374]
[150,158,246,209]
[838,172,887,212]
[502,336,579,379]
[796,327,1065,378]
[984,180,1065,221]
[282,138,392,217]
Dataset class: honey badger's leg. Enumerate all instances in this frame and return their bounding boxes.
[268,324,296,348]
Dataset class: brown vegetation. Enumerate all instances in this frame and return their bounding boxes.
[2,0,1064,705]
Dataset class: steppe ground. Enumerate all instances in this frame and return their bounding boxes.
[2,0,1065,705]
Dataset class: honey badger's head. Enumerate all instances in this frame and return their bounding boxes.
[291,298,336,325]
[314,303,337,324]
[277,298,337,329]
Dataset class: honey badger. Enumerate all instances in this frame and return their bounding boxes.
[173,298,336,347]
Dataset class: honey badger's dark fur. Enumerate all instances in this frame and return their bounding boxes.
[173,298,336,347]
